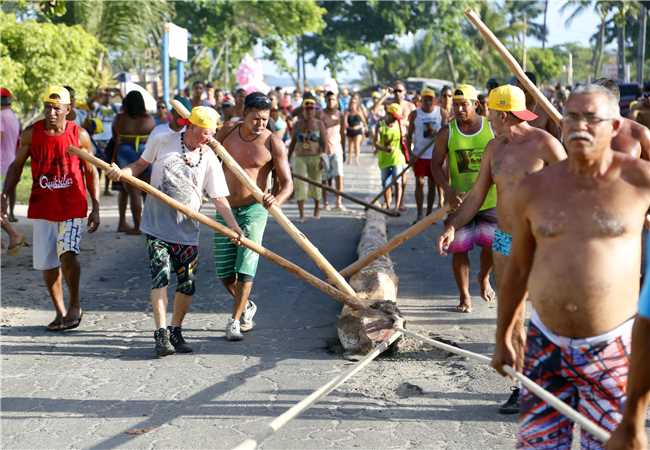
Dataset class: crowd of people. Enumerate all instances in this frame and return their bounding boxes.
[1,71,650,450]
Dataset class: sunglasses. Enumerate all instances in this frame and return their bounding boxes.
[394,89,404,93]
[304,106,315,110]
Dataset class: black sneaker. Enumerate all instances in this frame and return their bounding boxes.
[154,328,175,357]
[498,387,520,415]
[168,326,193,353]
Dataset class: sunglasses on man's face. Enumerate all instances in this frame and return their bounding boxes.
[394,89,404,93]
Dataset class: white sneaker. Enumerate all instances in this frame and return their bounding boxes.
[225,318,243,341]
[241,300,257,332]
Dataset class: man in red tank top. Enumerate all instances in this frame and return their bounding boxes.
[1,86,100,331]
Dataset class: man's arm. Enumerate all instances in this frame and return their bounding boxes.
[606,317,650,450]
[431,127,461,207]
[1,128,32,216]
[491,182,536,376]
[370,90,390,115]
[339,113,346,152]
[541,132,567,164]
[78,128,100,232]
[637,125,650,162]
[266,134,293,208]
[406,110,416,154]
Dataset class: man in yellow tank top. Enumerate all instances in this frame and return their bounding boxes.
[431,84,497,313]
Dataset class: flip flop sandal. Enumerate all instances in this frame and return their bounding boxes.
[62,311,83,330]
[46,318,66,332]
[8,236,27,256]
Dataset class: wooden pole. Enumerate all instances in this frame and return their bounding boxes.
[291,173,400,217]
[340,206,448,278]
[231,330,403,450]
[170,100,359,299]
[368,139,435,207]
[399,328,611,443]
[67,146,369,312]
[464,8,562,125]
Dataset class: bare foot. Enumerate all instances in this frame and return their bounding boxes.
[314,210,320,219]
[478,276,496,303]
[126,228,142,235]
[117,224,134,233]
[456,296,472,313]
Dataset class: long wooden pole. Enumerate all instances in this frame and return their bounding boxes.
[231,330,403,450]
[171,100,358,299]
[464,8,562,125]
[67,146,369,312]
[368,139,435,207]
[340,206,448,278]
[291,173,400,217]
[399,328,610,443]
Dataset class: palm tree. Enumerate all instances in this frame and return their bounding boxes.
[561,0,612,78]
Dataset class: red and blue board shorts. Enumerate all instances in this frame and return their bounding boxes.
[517,311,633,450]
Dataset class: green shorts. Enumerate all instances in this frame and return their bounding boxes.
[213,203,268,281]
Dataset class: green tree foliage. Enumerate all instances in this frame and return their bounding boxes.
[0,11,103,118]
[527,48,564,82]
[174,0,324,86]
[303,0,431,75]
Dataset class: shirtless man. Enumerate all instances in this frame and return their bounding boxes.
[438,85,566,414]
[319,91,346,210]
[431,84,496,312]
[492,84,650,449]
[595,79,650,161]
[213,92,293,341]
[392,81,416,211]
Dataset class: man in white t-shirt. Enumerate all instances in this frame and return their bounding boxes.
[406,87,443,222]
[107,106,243,358]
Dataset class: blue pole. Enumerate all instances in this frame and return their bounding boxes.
[162,25,170,106]
[177,60,184,97]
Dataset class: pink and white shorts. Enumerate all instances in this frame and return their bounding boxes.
[447,208,497,253]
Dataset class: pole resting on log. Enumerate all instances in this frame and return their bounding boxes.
[67,145,369,312]
[169,99,359,299]
[340,207,448,279]
[464,8,562,126]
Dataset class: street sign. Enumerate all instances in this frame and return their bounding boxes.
[165,22,188,62]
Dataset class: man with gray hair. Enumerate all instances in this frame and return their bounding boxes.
[491,84,650,449]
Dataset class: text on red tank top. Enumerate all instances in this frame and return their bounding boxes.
[28,120,87,221]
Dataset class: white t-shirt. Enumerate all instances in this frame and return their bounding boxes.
[412,107,442,159]
[140,132,229,245]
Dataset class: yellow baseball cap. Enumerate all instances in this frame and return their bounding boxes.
[421,87,436,98]
[453,84,478,101]
[43,85,71,105]
[189,106,219,130]
[387,103,402,119]
[487,85,538,121]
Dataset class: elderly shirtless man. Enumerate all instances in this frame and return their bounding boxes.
[438,85,566,414]
[492,84,650,449]
[212,92,293,341]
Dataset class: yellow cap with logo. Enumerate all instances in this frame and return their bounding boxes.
[487,85,538,121]
[387,103,402,119]
[421,87,436,98]
[453,84,478,101]
[43,85,71,105]
[189,106,219,130]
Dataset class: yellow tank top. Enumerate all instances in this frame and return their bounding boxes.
[447,117,497,211]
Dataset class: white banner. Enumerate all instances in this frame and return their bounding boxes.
[166,22,188,62]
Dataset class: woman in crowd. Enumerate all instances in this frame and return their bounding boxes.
[344,95,366,165]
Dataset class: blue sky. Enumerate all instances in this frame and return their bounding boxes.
[259,0,602,82]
